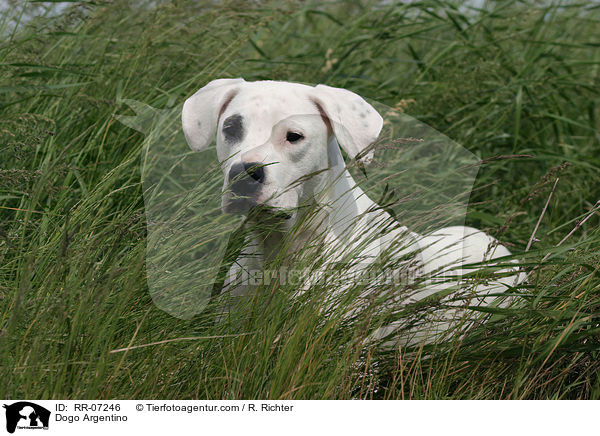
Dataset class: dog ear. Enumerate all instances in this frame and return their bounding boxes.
[182,78,245,151]
[311,84,383,163]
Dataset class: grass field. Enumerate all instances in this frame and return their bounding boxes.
[1,0,599,399]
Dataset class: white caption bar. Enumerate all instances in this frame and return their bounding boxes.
[1,400,596,435]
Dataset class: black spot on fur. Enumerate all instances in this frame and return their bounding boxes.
[222,114,244,143]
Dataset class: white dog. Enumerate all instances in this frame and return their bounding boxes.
[182,78,524,344]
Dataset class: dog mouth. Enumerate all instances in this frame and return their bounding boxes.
[223,196,293,220]
[222,196,258,214]
[249,204,293,220]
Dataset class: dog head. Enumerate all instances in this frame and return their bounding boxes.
[182,79,383,219]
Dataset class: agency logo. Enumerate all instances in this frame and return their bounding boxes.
[3,402,50,433]
[116,93,480,320]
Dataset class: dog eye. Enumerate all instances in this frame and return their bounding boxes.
[286,131,304,143]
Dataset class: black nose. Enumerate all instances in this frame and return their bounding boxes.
[228,162,265,195]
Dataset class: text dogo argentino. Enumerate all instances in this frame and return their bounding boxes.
[182,78,524,344]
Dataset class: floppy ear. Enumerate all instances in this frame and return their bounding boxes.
[311,84,383,163]
[181,78,245,151]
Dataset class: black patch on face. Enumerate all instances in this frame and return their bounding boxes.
[222,114,244,143]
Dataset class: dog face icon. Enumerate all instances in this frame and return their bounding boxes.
[3,402,50,434]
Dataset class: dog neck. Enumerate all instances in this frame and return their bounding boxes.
[250,138,377,266]
[248,201,330,266]
[322,137,374,240]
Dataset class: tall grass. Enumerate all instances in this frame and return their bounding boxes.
[0,0,599,399]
